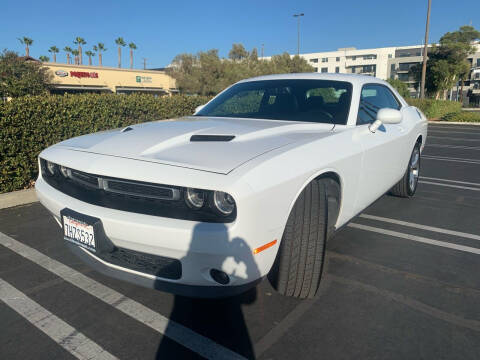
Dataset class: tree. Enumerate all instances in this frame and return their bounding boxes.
[115,37,126,68]
[228,43,248,61]
[17,37,33,57]
[71,49,79,65]
[387,78,410,98]
[0,50,52,98]
[410,25,480,99]
[128,42,137,69]
[93,43,106,66]
[48,46,59,62]
[85,50,95,66]
[39,55,50,62]
[168,44,315,95]
[73,37,86,65]
[63,46,73,64]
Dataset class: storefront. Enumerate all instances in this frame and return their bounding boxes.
[44,63,177,95]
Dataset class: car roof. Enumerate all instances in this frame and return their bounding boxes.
[238,72,387,87]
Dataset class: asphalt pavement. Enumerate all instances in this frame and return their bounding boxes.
[1,123,479,359]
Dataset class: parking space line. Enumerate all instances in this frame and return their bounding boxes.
[359,214,480,241]
[420,176,480,187]
[348,223,480,255]
[428,130,480,135]
[422,155,480,165]
[0,277,118,360]
[0,232,246,360]
[426,144,480,151]
[419,180,480,191]
[428,136,480,142]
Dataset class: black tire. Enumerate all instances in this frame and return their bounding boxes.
[390,142,421,198]
[268,178,339,299]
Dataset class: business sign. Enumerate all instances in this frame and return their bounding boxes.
[136,75,152,83]
[70,71,99,79]
[55,70,68,77]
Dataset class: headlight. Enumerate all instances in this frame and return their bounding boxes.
[46,161,57,175]
[59,165,70,178]
[213,191,236,215]
[185,188,206,209]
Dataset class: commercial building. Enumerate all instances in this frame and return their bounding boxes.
[266,42,480,104]
[43,63,177,96]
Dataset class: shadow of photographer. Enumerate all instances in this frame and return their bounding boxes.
[156,222,261,359]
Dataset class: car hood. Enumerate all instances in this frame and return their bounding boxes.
[56,117,335,174]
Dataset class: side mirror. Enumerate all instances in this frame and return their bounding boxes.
[369,108,402,133]
[194,104,205,114]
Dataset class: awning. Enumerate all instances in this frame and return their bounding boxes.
[52,85,112,92]
[115,86,167,93]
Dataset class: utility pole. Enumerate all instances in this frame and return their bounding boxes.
[261,44,264,58]
[143,58,147,70]
[293,13,304,55]
[420,0,431,99]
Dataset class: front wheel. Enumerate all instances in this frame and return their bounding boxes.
[390,142,421,198]
[268,178,339,299]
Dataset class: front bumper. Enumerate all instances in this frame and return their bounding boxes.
[36,176,277,297]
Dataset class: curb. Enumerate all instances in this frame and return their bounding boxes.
[0,188,38,210]
[428,121,480,125]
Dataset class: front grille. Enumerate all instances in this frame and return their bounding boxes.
[40,159,236,223]
[98,247,182,279]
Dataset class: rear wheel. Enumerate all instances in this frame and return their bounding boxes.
[390,142,421,198]
[268,178,339,299]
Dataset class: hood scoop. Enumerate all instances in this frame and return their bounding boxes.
[190,135,235,142]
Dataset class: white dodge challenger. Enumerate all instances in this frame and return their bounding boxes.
[36,73,427,298]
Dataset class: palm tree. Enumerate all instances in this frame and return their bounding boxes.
[39,55,50,62]
[85,50,95,66]
[93,43,107,67]
[18,37,33,56]
[71,49,79,65]
[115,37,126,68]
[73,37,86,64]
[48,46,59,62]
[128,42,137,69]
[63,46,73,64]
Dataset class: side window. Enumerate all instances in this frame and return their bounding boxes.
[357,84,401,125]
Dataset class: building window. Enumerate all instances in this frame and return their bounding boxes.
[398,73,409,81]
[350,67,356,74]
[388,54,393,59]
[351,56,357,61]
[336,57,340,62]
[310,58,318,63]
[390,64,396,73]
[477,59,480,67]
[363,54,377,60]
[321,67,328,73]
[322,57,328,63]
[313,67,318,72]
[335,67,340,73]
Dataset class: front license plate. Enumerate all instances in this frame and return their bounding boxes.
[63,215,96,252]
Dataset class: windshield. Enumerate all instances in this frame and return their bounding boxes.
[195,79,353,125]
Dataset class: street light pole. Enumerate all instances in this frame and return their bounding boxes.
[293,13,304,55]
[420,0,431,99]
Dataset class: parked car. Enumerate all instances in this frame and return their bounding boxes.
[36,73,428,298]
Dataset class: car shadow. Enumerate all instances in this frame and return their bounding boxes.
[155,222,261,359]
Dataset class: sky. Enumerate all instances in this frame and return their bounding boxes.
[1,0,479,69]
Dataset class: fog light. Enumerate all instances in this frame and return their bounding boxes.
[210,269,230,285]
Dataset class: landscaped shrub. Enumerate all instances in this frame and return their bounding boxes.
[441,111,480,123]
[0,93,211,193]
[406,98,462,119]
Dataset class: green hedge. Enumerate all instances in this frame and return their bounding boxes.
[0,93,211,194]
[441,111,480,123]
[406,99,462,119]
